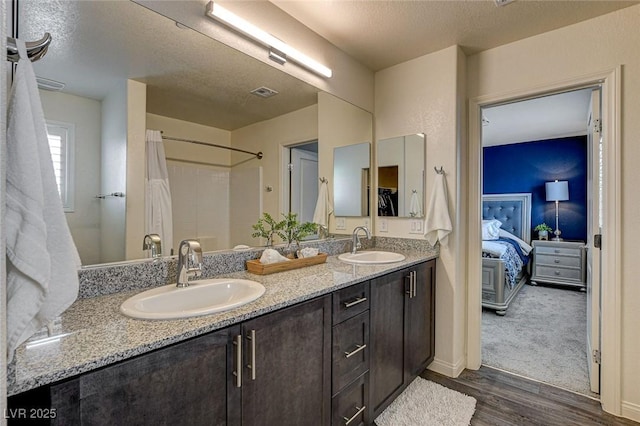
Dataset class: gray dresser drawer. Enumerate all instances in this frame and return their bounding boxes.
[535,245,581,257]
[536,253,583,268]
[535,265,583,282]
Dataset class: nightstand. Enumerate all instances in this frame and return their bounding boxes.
[530,240,586,289]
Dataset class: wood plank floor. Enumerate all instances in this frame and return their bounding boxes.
[421,366,639,426]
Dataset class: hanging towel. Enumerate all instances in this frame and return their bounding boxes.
[6,40,81,361]
[145,130,173,255]
[312,179,333,228]
[424,173,453,247]
[409,190,422,218]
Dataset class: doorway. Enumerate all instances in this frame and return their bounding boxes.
[479,86,600,397]
[467,68,621,413]
[282,141,319,224]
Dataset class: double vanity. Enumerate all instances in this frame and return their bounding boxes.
[8,241,437,425]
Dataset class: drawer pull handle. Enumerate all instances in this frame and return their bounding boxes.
[554,249,560,253]
[343,406,366,425]
[554,259,560,264]
[247,329,256,380]
[344,297,367,308]
[344,344,367,359]
[233,335,242,388]
[555,271,561,275]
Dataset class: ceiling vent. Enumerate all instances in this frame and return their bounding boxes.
[36,76,65,91]
[494,0,516,6]
[250,86,279,98]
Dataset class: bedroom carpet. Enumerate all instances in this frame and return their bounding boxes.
[482,283,596,397]
[375,377,477,426]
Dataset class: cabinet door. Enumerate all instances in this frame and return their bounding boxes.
[241,295,331,426]
[48,326,240,426]
[405,260,436,378]
[369,269,407,417]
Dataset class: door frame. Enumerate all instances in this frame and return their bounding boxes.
[280,140,319,217]
[466,68,622,414]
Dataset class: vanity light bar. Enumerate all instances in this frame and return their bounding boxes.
[205,1,332,78]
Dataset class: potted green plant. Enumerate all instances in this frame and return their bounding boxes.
[251,212,285,247]
[534,223,553,240]
[276,213,318,257]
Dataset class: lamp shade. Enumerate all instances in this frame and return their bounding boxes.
[545,180,569,202]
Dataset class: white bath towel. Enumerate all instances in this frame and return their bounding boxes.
[409,190,422,218]
[6,40,80,361]
[145,130,173,256]
[312,179,333,228]
[424,173,453,247]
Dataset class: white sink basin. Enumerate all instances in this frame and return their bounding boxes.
[338,250,406,265]
[120,278,265,320]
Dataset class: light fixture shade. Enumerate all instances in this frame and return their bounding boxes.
[205,2,332,78]
[545,180,569,202]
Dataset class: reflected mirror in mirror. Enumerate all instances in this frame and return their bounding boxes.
[333,143,371,217]
[20,0,327,266]
[377,134,425,217]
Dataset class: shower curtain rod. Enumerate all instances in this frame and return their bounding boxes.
[6,33,52,63]
[162,135,263,160]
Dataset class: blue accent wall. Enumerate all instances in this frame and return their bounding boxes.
[483,136,588,242]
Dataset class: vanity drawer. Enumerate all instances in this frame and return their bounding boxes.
[332,311,369,394]
[332,372,369,426]
[333,282,370,324]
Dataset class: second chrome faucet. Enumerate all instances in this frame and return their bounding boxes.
[351,226,371,254]
[176,239,203,287]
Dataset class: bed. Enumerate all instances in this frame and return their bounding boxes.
[482,193,532,315]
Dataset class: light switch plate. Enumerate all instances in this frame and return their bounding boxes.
[336,217,346,230]
[380,219,388,232]
[409,219,423,234]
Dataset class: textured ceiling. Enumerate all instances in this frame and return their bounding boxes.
[272,0,638,71]
[19,1,319,130]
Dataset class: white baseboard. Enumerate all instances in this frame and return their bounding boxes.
[621,400,640,422]
[427,356,466,378]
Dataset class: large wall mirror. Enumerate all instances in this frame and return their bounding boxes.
[20,0,370,266]
[333,142,371,217]
[377,134,425,217]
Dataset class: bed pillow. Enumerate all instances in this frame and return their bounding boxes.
[498,228,533,255]
[482,219,502,240]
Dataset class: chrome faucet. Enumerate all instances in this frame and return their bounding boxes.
[351,226,371,254]
[176,239,203,288]
[143,234,162,258]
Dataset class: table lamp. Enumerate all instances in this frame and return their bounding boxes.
[545,180,569,241]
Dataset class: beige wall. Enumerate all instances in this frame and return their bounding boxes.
[40,91,102,265]
[375,46,467,376]
[125,80,147,260]
[467,5,640,419]
[231,103,318,240]
[318,92,374,234]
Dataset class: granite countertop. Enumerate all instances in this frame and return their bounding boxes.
[7,250,437,396]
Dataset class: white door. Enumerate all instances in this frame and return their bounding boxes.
[291,147,318,224]
[586,88,602,394]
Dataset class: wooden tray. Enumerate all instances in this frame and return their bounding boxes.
[246,253,328,275]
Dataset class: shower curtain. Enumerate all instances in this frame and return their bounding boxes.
[145,130,173,255]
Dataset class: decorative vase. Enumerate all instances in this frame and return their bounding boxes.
[538,230,549,240]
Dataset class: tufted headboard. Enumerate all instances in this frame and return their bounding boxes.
[482,193,532,243]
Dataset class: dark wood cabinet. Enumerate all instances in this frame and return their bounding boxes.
[46,327,239,426]
[369,260,436,419]
[9,260,435,426]
[239,295,331,426]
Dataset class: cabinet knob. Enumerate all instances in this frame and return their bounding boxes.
[555,271,561,276]
[554,259,560,264]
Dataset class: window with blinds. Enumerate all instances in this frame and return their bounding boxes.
[45,121,75,212]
